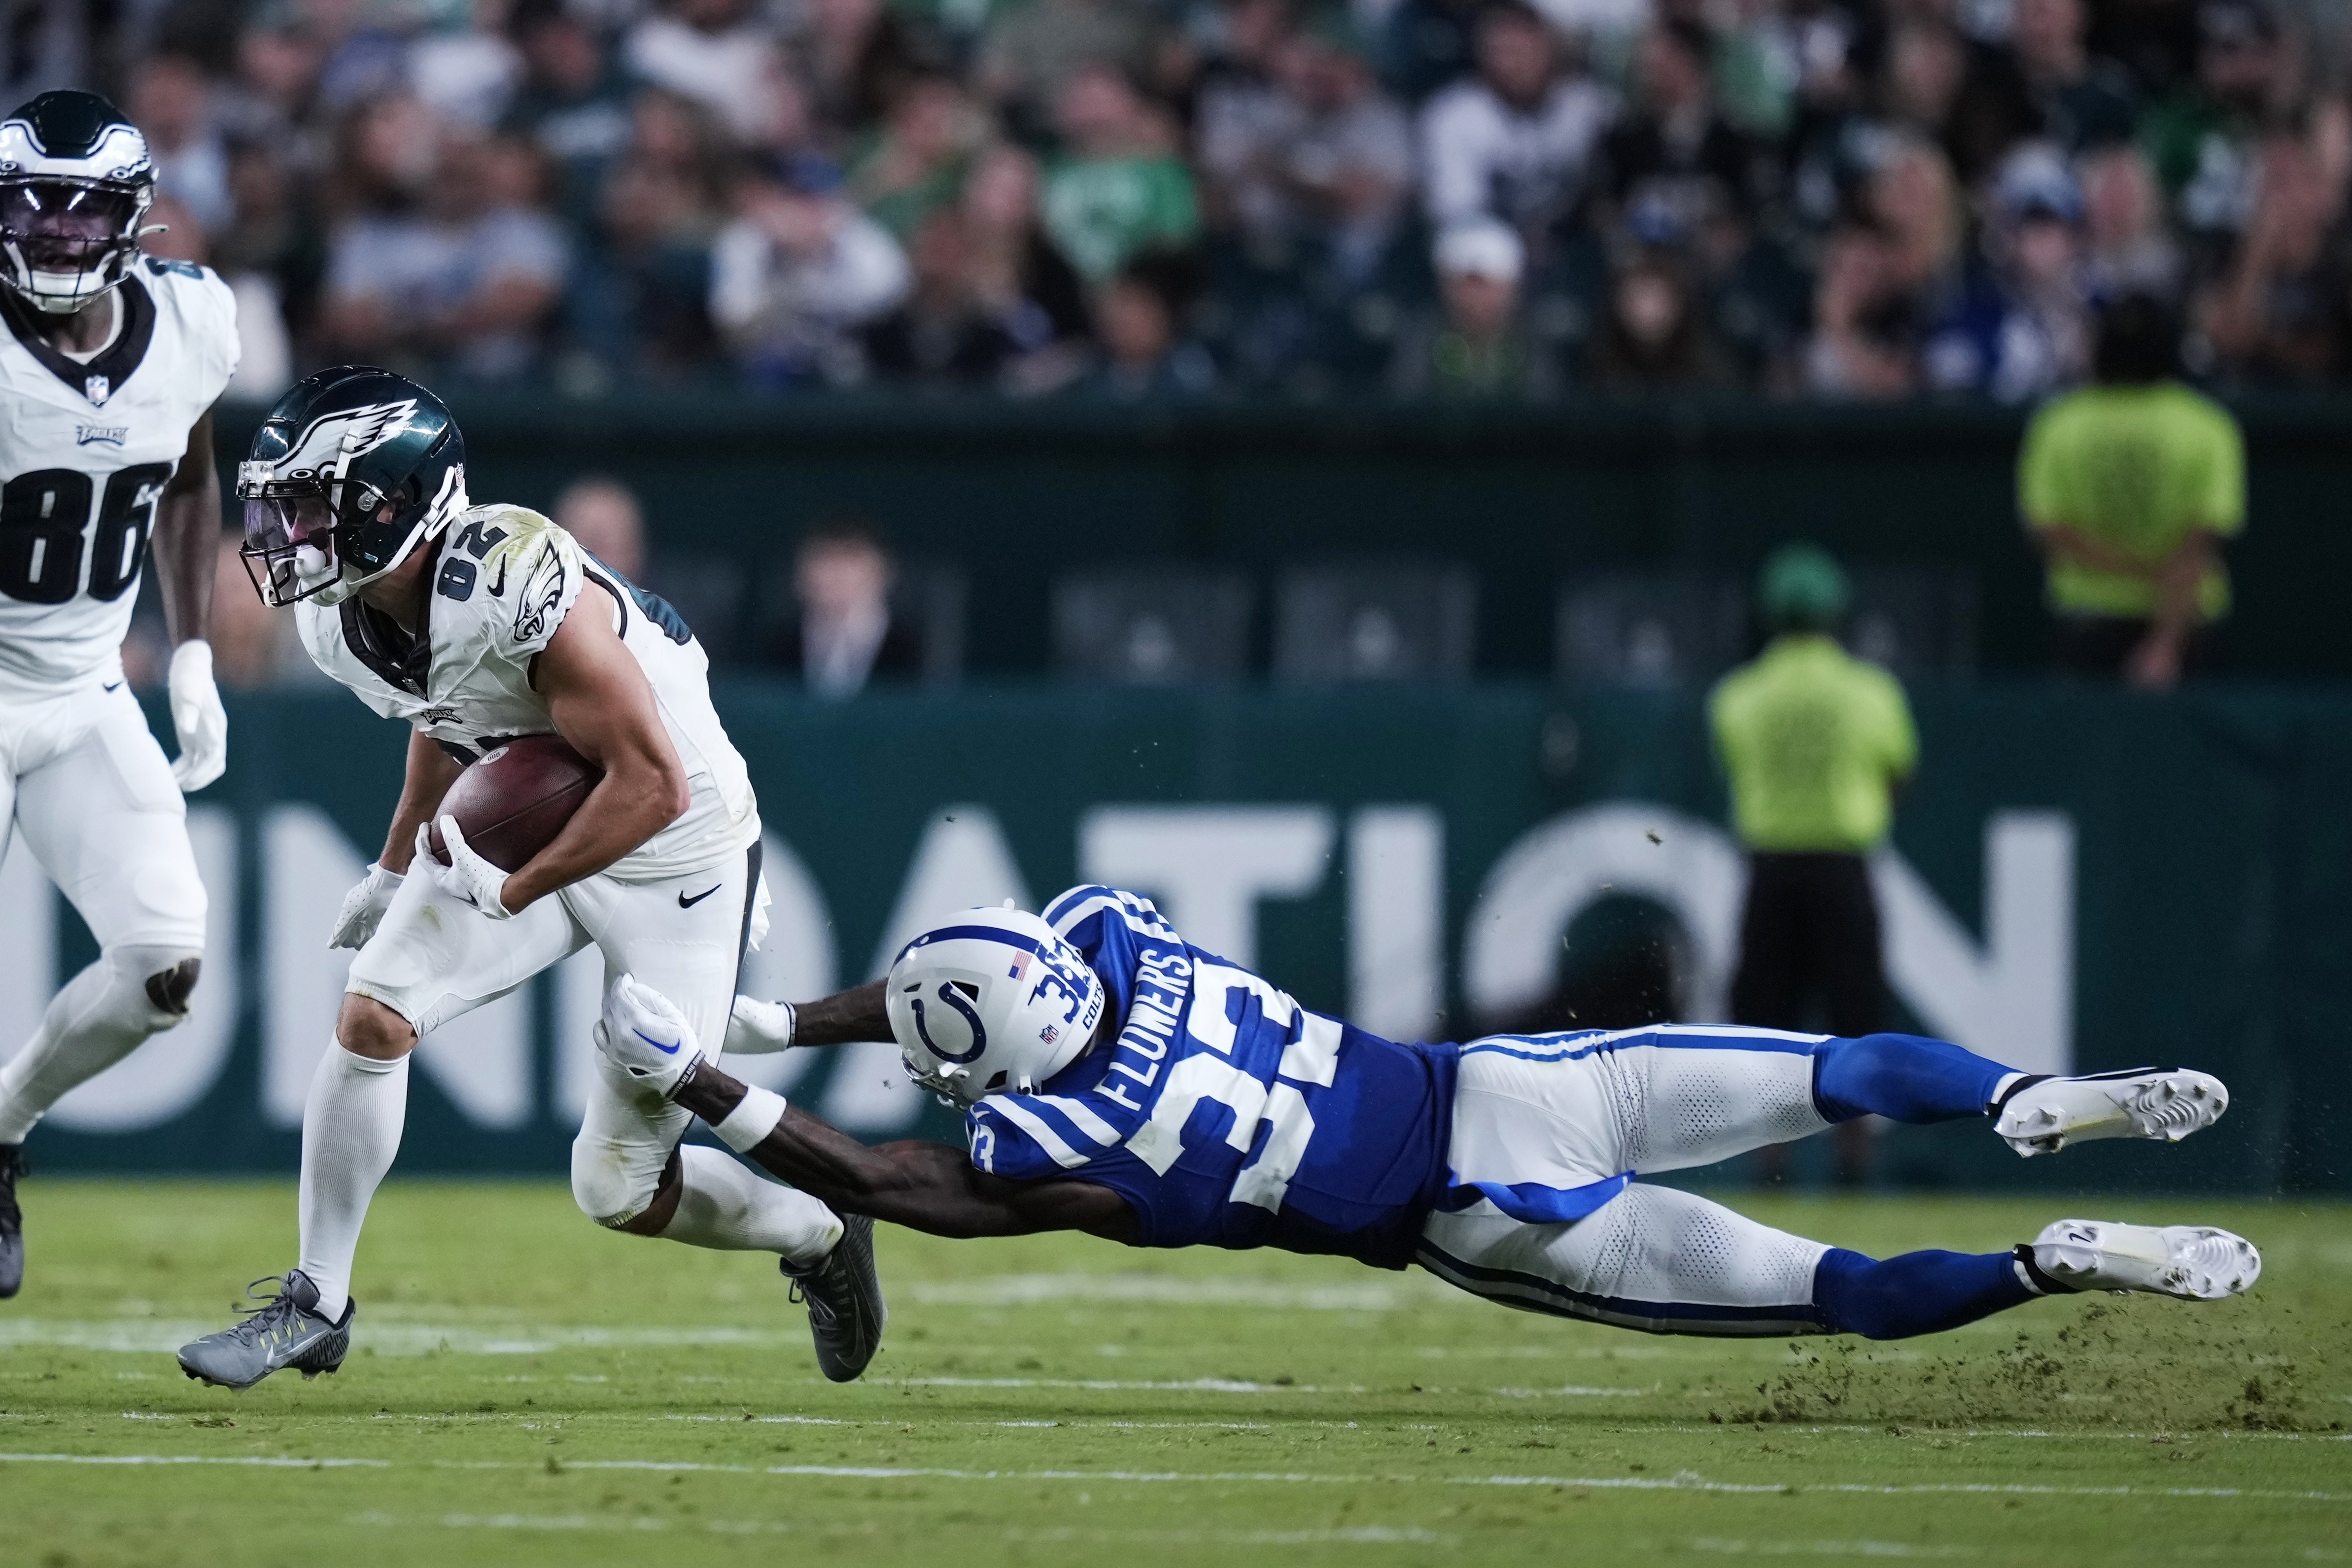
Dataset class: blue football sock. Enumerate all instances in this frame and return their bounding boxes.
[1811,1033,2017,1124]
[1812,1247,2038,1340]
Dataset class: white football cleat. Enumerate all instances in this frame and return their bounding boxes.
[2029,1219,2260,1300]
[1995,1068,2227,1156]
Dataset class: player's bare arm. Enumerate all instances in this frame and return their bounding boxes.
[492,586,692,911]
[153,406,218,645]
[670,1057,1139,1243]
[377,728,463,875]
[792,981,888,1045]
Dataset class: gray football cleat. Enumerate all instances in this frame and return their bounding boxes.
[1995,1068,2228,1156]
[0,1144,22,1299]
[2027,1219,2261,1300]
[782,1214,885,1382]
[176,1270,355,1390]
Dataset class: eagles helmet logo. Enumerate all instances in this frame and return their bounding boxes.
[0,91,158,314]
[241,398,420,494]
[237,368,469,608]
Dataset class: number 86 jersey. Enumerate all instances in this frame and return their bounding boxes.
[966,885,1461,1269]
[0,262,238,695]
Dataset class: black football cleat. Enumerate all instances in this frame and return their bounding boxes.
[0,1144,22,1299]
[176,1270,354,1390]
[782,1214,885,1382]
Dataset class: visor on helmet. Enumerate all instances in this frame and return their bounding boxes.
[239,491,342,608]
[0,177,146,312]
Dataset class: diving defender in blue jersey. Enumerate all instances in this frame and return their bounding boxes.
[599,885,2256,1350]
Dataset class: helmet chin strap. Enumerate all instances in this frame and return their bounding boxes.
[315,471,469,605]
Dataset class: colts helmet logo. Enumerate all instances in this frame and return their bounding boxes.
[912,979,988,1064]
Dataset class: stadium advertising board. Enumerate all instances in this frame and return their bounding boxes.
[2,685,2341,1192]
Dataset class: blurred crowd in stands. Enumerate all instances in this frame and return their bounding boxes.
[27,0,2352,401]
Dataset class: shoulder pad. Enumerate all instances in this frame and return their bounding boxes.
[433,505,583,664]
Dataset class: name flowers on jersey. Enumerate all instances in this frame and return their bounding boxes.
[1093,942,1192,1114]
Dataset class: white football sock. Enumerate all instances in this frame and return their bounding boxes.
[660,1144,843,1265]
[296,1042,410,1322]
[0,946,192,1145]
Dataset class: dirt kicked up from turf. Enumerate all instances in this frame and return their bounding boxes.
[0,1183,2344,1568]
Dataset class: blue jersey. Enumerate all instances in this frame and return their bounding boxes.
[963,886,1458,1269]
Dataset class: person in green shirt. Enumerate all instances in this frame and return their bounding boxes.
[2018,294,2246,689]
[1039,65,1201,282]
[1710,544,1917,1185]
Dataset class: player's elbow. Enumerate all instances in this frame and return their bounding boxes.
[657,756,691,823]
[618,747,691,826]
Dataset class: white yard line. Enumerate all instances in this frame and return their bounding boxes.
[873,1375,1653,1395]
[880,1375,1367,1394]
[0,1320,802,1356]
[902,1274,1419,1310]
[0,1452,388,1467]
[6,1452,2344,1504]
[1684,1539,1974,1557]
[346,1511,1448,1544]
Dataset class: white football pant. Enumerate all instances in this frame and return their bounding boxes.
[333,833,837,1240]
[1419,1028,1842,1336]
[0,674,207,1145]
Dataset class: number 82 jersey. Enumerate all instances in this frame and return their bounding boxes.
[965,885,1461,1269]
[0,262,239,694]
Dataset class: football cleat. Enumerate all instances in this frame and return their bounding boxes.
[175,1270,354,1390]
[783,1213,885,1383]
[1995,1068,2227,1157]
[2027,1219,2261,1300]
[0,1144,22,1299]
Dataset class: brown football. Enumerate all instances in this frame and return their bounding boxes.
[425,734,602,871]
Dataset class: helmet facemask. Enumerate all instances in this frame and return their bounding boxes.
[238,459,467,608]
[0,175,150,314]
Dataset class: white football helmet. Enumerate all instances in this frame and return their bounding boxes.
[0,92,156,314]
[886,906,1106,1106]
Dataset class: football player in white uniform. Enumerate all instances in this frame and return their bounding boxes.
[175,366,878,1390]
[0,91,239,1298]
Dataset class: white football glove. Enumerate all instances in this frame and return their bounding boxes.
[726,995,797,1054]
[328,863,403,950]
[594,973,707,1100]
[417,816,513,919]
[166,640,228,793]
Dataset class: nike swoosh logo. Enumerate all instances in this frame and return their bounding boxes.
[488,558,508,596]
[678,885,721,908]
[634,1027,681,1056]
[103,680,123,692]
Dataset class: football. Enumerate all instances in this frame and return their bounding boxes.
[423,733,601,871]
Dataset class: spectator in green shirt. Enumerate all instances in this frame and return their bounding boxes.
[2018,294,2246,688]
[1040,65,1201,282]
[1710,544,1917,1185]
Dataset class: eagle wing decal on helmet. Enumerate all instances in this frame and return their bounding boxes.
[273,398,420,485]
[512,540,569,644]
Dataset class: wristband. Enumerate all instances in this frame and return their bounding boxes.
[712,1085,788,1152]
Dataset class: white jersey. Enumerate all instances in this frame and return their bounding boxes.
[295,505,761,881]
[0,260,240,697]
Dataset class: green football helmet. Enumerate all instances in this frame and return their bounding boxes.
[237,365,469,607]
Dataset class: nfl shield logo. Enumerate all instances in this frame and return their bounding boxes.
[84,374,110,405]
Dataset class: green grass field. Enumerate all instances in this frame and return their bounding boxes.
[0,1182,2345,1567]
